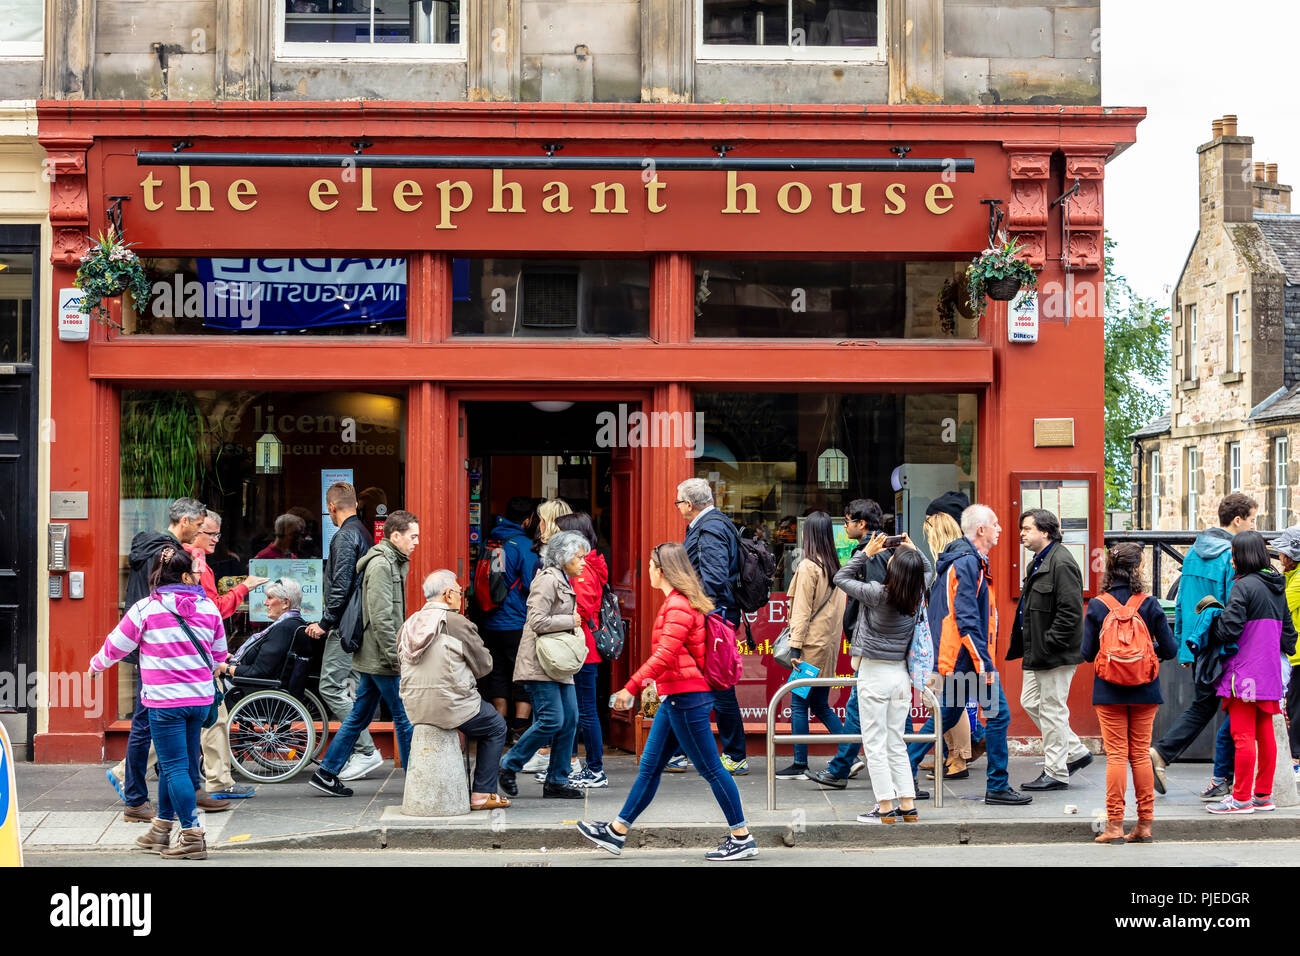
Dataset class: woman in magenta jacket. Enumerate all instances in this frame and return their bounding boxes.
[576,542,757,862]
[556,512,609,788]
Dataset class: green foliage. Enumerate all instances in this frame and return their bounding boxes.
[120,392,220,500]
[966,233,1039,319]
[1103,233,1170,512]
[74,228,152,328]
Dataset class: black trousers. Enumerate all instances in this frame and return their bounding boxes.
[1154,674,1234,779]
[1288,665,1300,760]
[460,699,508,794]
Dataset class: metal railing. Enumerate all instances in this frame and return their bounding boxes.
[765,676,945,810]
[1103,530,1282,597]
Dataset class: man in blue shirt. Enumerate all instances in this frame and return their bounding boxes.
[480,497,541,741]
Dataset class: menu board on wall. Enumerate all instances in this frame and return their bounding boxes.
[247,558,324,622]
[1019,478,1092,591]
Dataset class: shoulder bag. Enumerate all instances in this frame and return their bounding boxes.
[165,608,223,728]
[773,570,837,670]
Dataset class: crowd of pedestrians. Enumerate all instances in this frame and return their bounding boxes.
[93,479,1300,860]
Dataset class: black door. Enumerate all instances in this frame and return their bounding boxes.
[0,226,39,756]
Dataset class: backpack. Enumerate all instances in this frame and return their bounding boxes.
[1094,593,1160,686]
[735,535,775,614]
[592,584,626,662]
[472,539,511,613]
[704,611,745,690]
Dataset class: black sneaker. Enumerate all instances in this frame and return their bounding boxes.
[309,769,353,798]
[985,787,1032,806]
[1067,752,1094,774]
[774,764,809,780]
[577,820,626,856]
[705,833,758,861]
[542,781,585,799]
[806,768,848,789]
[857,805,901,824]
[499,768,518,797]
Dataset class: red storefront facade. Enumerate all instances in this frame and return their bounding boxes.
[35,101,1142,762]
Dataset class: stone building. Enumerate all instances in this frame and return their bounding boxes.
[1131,115,1300,534]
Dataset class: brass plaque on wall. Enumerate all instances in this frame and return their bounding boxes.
[1033,418,1075,447]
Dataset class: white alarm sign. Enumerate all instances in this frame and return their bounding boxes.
[58,288,90,342]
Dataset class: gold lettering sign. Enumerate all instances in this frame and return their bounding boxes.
[1033,418,1076,448]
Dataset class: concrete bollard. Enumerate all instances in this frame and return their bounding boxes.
[401,724,470,817]
[1271,714,1298,807]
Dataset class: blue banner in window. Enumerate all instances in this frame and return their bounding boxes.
[195,258,407,331]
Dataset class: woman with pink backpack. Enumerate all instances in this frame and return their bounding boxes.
[1080,543,1177,845]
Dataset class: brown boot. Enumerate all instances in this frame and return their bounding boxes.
[1124,819,1154,843]
[194,790,232,812]
[160,827,207,860]
[1094,818,1126,845]
[134,817,174,852]
[123,802,155,823]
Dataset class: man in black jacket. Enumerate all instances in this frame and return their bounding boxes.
[669,478,748,774]
[1007,508,1092,790]
[305,482,378,781]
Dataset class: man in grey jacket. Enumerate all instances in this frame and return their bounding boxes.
[398,569,509,809]
[310,511,418,798]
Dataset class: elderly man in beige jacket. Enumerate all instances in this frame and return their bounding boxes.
[398,569,510,810]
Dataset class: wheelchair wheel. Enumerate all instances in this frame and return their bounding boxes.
[227,689,316,783]
[301,689,330,761]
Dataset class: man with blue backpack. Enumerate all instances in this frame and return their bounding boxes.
[477,497,541,743]
[1150,493,1256,800]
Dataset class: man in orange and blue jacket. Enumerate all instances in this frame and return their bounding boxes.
[907,504,1033,806]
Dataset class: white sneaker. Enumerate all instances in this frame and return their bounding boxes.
[338,750,384,782]
[522,751,550,774]
[849,759,865,778]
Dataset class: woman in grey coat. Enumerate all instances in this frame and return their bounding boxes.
[499,531,589,800]
[834,534,931,824]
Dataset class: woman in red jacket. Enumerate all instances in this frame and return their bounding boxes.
[577,542,757,862]
[556,513,609,788]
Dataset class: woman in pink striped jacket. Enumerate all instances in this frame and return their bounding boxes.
[89,546,227,860]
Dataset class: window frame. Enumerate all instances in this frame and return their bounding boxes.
[695,0,886,63]
[0,0,43,57]
[1184,303,1197,380]
[275,0,466,62]
[1276,436,1290,531]
[1230,293,1241,374]
[1228,440,1241,494]
[1185,445,1199,530]
[1149,449,1161,525]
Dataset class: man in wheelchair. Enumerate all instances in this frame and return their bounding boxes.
[218,578,311,702]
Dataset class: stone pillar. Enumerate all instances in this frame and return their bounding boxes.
[1271,714,1298,807]
[401,724,470,817]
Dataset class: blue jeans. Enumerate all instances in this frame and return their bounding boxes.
[502,681,578,785]
[124,665,152,806]
[573,662,604,772]
[908,673,1012,792]
[321,673,413,776]
[1214,716,1235,781]
[791,685,844,767]
[149,705,205,829]
[618,691,747,830]
[826,686,862,777]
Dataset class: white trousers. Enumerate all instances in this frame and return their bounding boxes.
[857,659,915,803]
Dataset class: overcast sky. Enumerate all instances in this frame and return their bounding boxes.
[1102,1,1300,305]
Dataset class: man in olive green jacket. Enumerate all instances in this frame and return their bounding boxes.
[310,510,419,798]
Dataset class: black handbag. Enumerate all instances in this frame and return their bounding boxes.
[167,609,223,729]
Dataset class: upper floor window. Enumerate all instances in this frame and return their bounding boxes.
[1276,436,1291,531]
[1184,303,1197,380]
[698,0,884,61]
[1229,293,1241,373]
[1,0,42,56]
[1149,450,1161,525]
[279,0,463,59]
[1228,441,1241,494]
[1185,445,1200,530]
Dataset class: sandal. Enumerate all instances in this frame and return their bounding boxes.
[471,793,512,811]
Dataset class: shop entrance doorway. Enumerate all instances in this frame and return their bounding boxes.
[461,399,641,751]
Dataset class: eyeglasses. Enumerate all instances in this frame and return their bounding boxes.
[199,529,221,540]
[674,499,689,506]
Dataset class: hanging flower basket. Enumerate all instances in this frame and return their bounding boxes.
[965,232,1039,320]
[936,275,977,335]
[74,227,152,328]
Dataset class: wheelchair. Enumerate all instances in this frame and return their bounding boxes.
[223,637,331,783]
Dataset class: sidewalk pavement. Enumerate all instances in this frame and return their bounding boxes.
[15,753,1300,855]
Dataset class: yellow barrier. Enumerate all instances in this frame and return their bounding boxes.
[0,721,21,866]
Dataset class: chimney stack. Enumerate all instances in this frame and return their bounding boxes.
[1255,161,1267,180]
[1213,118,1224,138]
[1253,160,1292,214]
[1199,114,1254,227]
[1267,163,1279,183]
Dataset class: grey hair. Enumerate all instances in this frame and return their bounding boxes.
[542,530,589,570]
[961,504,998,539]
[275,513,305,536]
[423,569,459,600]
[676,477,715,511]
[264,577,303,609]
[204,510,223,528]
[168,497,206,525]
